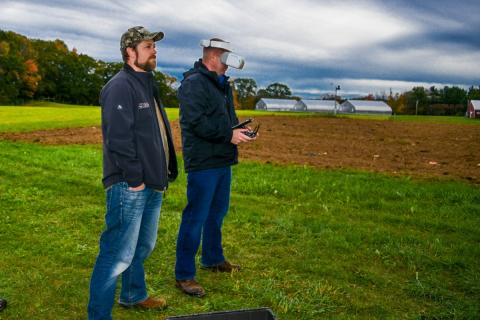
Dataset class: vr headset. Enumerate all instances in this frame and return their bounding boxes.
[200,39,245,69]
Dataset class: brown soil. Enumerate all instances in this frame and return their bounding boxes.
[2,116,480,183]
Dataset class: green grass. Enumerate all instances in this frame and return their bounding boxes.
[0,104,101,133]
[241,108,479,125]
[2,102,477,134]
[0,102,180,133]
[0,140,479,319]
[341,113,480,125]
[0,102,314,134]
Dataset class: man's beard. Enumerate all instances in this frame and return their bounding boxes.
[134,56,156,72]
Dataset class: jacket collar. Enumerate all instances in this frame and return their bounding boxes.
[184,59,230,91]
[123,63,154,87]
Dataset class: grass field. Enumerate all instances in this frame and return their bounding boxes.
[1,102,477,134]
[339,113,480,125]
[0,104,479,319]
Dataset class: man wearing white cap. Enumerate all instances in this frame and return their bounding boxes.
[175,38,255,297]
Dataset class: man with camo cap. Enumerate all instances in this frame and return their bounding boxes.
[88,26,178,320]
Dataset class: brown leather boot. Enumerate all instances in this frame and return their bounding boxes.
[201,260,241,273]
[120,296,167,310]
[176,279,206,297]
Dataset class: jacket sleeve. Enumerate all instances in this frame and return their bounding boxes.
[101,82,143,187]
[178,77,233,144]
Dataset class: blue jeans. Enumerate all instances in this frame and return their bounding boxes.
[175,166,232,280]
[88,182,163,320]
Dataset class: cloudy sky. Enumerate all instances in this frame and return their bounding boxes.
[1,0,479,97]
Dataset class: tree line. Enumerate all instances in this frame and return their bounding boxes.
[0,30,177,106]
[0,30,297,109]
[2,30,479,114]
[386,86,480,116]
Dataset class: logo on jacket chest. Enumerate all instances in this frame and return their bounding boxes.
[138,102,150,110]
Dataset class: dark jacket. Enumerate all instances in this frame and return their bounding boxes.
[178,60,239,172]
[100,64,178,189]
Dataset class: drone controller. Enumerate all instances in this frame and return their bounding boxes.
[232,118,260,138]
[243,124,260,138]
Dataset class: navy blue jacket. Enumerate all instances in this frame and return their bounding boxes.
[100,64,178,189]
[178,60,239,172]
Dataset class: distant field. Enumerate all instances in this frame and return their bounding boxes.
[0,104,101,133]
[1,102,477,133]
[0,103,317,133]
[0,102,172,133]
[339,113,480,125]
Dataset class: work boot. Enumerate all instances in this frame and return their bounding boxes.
[176,279,206,297]
[201,260,241,273]
[119,296,167,310]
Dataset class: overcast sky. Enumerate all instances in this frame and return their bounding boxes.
[1,0,479,97]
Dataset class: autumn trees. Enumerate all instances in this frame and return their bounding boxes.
[0,31,40,104]
[0,30,177,106]
[387,86,480,115]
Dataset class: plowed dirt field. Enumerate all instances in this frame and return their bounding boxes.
[2,116,479,183]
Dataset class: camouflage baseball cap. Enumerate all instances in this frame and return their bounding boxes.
[120,26,164,53]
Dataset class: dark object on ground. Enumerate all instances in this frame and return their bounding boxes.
[0,298,7,311]
[166,307,276,320]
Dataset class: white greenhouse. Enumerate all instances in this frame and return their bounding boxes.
[255,98,306,112]
[340,100,392,115]
[302,99,339,113]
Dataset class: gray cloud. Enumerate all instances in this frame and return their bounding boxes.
[0,0,478,96]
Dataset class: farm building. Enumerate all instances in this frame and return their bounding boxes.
[302,99,339,113]
[255,98,306,111]
[340,100,392,115]
[467,100,480,119]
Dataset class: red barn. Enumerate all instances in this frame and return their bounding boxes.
[467,100,480,119]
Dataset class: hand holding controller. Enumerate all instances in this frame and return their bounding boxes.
[231,118,260,144]
[232,118,260,138]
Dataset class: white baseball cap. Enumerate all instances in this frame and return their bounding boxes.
[200,38,233,52]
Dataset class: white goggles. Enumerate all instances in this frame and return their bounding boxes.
[220,52,245,69]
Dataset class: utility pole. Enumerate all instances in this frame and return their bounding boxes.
[415,99,419,116]
[334,85,341,115]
